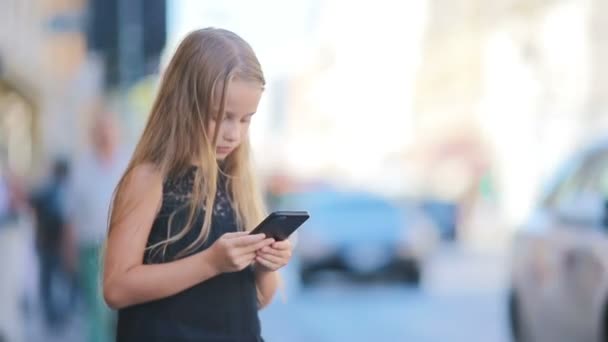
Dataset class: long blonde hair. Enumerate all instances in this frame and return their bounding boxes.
[109,28,267,259]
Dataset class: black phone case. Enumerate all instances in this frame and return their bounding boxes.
[249,211,310,241]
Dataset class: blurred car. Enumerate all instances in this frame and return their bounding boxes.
[420,199,459,241]
[278,187,439,286]
[508,138,608,342]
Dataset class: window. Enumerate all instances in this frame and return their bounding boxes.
[578,149,608,198]
[543,154,587,209]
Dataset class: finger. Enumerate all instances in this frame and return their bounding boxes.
[258,246,286,258]
[271,240,291,250]
[231,233,267,246]
[223,231,254,239]
[242,238,274,254]
[256,252,284,266]
[236,253,256,266]
[255,255,278,270]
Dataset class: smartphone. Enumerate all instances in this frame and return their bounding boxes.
[249,211,310,241]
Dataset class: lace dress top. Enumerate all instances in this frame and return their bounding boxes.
[116,166,263,342]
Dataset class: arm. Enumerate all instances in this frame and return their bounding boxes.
[254,239,293,309]
[102,164,219,309]
[104,248,221,309]
[103,164,274,309]
[255,268,279,309]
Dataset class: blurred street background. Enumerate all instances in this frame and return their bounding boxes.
[2,0,608,341]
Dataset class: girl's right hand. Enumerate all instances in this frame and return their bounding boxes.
[208,232,274,273]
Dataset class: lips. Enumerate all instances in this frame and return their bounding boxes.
[216,146,232,154]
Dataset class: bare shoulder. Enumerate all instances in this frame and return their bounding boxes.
[128,163,162,183]
[119,163,163,205]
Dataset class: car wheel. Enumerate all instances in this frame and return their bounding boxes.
[601,302,608,342]
[300,267,315,286]
[401,259,421,285]
[509,289,533,342]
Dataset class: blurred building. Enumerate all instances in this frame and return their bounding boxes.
[0,0,166,179]
[414,0,608,230]
[254,1,427,190]
[3,0,607,232]
[0,0,93,177]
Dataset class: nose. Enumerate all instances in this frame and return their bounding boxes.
[223,121,240,143]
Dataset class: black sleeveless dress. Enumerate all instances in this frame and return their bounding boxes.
[116,167,264,342]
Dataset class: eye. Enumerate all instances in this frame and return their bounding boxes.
[242,114,254,123]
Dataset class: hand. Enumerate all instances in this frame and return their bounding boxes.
[208,232,274,274]
[255,239,293,273]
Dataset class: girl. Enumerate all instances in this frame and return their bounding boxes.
[102,28,293,342]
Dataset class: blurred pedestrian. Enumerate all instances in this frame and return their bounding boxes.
[0,169,30,342]
[29,158,77,331]
[103,28,293,341]
[65,108,128,342]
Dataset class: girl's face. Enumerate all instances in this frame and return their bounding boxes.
[208,80,263,160]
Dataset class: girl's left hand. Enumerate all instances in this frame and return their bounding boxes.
[255,239,292,272]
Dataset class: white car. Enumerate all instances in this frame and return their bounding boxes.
[508,139,608,342]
